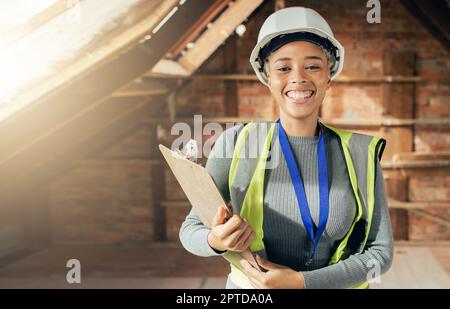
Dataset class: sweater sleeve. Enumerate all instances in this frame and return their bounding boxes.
[302,158,394,289]
[178,125,242,257]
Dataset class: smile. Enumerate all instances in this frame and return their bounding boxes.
[284,89,315,103]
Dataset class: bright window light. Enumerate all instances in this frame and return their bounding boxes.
[0,0,58,24]
[0,0,140,118]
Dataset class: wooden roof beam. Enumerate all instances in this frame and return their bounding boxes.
[0,0,219,192]
[401,0,450,51]
[177,0,263,73]
[165,0,231,58]
[150,59,191,77]
[148,0,232,76]
[112,79,170,97]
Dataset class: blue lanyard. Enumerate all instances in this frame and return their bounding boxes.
[278,120,329,265]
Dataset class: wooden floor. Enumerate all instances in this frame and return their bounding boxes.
[371,242,450,289]
[0,241,448,289]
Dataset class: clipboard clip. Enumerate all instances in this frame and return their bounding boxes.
[174,139,198,163]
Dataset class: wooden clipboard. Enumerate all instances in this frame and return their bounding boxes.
[159,144,260,272]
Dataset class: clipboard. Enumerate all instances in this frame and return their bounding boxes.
[159,144,261,272]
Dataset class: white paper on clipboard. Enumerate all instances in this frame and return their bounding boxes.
[158,144,260,272]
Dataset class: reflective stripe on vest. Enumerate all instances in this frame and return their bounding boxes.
[227,121,386,289]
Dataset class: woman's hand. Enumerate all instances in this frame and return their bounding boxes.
[207,207,254,252]
[240,255,305,289]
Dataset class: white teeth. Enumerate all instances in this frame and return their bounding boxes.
[286,90,313,100]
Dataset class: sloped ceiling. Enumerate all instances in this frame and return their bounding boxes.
[0,0,222,203]
[401,0,450,51]
[0,0,272,213]
[0,0,174,120]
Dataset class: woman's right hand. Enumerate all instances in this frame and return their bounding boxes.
[207,207,255,252]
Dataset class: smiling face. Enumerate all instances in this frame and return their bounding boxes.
[266,40,331,123]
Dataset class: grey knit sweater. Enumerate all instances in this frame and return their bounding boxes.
[179,124,393,289]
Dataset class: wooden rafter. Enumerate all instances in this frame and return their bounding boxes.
[382,160,450,169]
[389,199,450,210]
[410,209,450,227]
[151,59,191,77]
[165,0,231,58]
[112,79,169,97]
[0,0,219,194]
[149,0,264,76]
[149,0,232,76]
[401,0,450,51]
[177,0,263,72]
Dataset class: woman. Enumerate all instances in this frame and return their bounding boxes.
[179,7,393,289]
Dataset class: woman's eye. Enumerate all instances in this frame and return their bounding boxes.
[277,66,290,72]
[306,65,321,71]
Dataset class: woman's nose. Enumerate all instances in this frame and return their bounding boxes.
[288,69,309,84]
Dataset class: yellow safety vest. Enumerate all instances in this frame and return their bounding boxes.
[226,120,386,289]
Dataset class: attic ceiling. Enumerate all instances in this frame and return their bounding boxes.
[0,0,263,204]
[0,0,173,120]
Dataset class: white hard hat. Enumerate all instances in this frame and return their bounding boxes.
[250,7,345,86]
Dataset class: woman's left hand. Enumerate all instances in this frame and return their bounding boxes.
[240,255,305,289]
